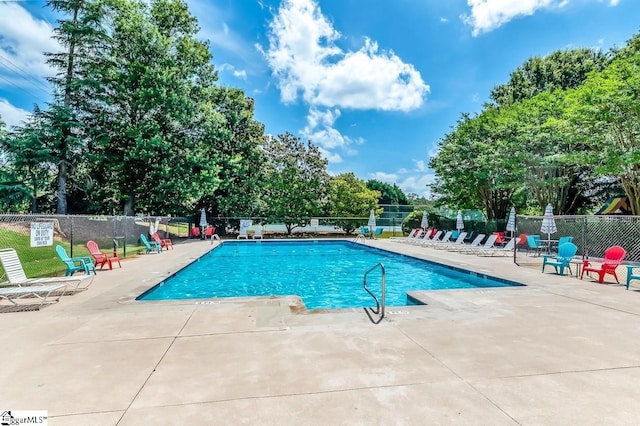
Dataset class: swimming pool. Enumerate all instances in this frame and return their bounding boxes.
[137,240,523,309]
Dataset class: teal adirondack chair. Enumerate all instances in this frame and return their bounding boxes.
[542,242,578,276]
[55,245,96,276]
[140,234,162,254]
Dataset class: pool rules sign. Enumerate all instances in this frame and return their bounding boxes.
[30,222,54,247]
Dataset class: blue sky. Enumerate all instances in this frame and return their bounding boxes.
[1,0,639,197]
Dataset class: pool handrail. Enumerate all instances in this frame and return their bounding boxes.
[363,262,386,320]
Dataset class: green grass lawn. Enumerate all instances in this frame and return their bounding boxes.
[0,228,147,279]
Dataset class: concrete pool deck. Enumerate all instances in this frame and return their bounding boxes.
[2,238,640,425]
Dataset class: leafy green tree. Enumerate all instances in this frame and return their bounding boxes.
[0,111,57,212]
[566,51,640,215]
[45,0,107,214]
[490,48,609,107]
[366,180,409,205]
[429,108,521,219]
[204,89,266,217]
[261,132,329,235]
[326,173,381,234]
[86,0,221,215]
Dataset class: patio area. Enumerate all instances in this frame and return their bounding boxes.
[2,238,640,425]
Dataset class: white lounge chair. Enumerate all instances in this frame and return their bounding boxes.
[420,230,452,246]
[253,228,263,239]
[458,234,498,254]
[411,230,441,245]
[475,238,516,256]
[237,228,248,239]
[394,228,423,243]
[447,234,486,251]
[434,232,467,249]
[0,248,93,291]
[0,284,66,308]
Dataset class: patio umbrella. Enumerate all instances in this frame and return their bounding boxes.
[199,208,207,235]
[506,207,516,238]
[420,211,428,230]
[456,210,464,233]
[540,203,557,243]
[368,209,376,235]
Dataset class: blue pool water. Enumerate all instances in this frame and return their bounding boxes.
[137,240,523,309]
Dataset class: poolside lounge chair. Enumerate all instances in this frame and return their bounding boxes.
[190,227,201,238]
[420,230,451,246]
[412,230,442,245]
[459,234,498,254]
[86,240,121,270]
[448,234,485,252]
[55,245,96,276]
[152,232,173,250]
[0,248,92,291]
[0,283,66,308]
[237,228,249,239]
[626,266,640,290]
[433,232,467,250]
[253,228,263,239]
[542,242,578,276]
[581,245,626,284]
[140,234,162,254]
[475,237,516,256]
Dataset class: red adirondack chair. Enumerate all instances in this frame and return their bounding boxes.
[581,245,626,284]
[152,232,173,250]
[86,240,121,270]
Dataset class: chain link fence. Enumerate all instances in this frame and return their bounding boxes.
[514,215,640,265]
[0,213,178,279]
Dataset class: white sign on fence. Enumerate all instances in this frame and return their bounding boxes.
[30,222,54,247]
[239,220,253,233]
[310,218,319,227]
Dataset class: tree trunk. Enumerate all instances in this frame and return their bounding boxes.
[123,194,135,216]
[56,161,68,214]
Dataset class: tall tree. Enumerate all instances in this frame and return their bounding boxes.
[327,173,381,234]
[261,132,329,235]
[566,50,640,215]
[490,48,609,107]
[366,180,409,205]
[87,0,221,215]
[45,0,107,214]
[429,108,521,219]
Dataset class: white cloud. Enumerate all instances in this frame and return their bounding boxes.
[0,3,57,79]
[263,0,429,164]
[263,0,429,111]
[440,17,449,23]
[396,173,434,198]
[301,107,362,163]
[462,0,560,36]
[0,98,30,128]
[233,70,247,79]
[462,0,622,36]
[368,171,398,183]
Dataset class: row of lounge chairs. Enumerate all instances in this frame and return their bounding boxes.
[396,228,515,256]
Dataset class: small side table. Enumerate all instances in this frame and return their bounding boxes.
[569,259,585,278]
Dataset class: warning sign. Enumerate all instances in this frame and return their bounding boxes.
[30,222,54,247]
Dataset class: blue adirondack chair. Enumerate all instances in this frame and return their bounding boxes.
[140,234,162,254]
[526,235,544,256]
[55,245,96,276]
[626,266,640,290]
[542,242,578,276]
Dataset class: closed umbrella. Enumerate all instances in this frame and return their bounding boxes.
[199,208,207,238]
[420,211,428,230]
[368,209,376,236]
[456,210,464,233]
[506,207,516,238]
[540,204,557,244]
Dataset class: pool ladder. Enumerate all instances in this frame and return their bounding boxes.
[363,262,386,321]
[353,234,366,243]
